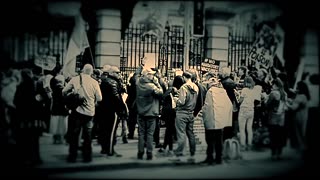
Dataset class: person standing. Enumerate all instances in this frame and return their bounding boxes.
[238,76,257,151]
[95,65,127,157]
[136,68,163,160]
[219,67,239,140]
[173,70,198,162]
[62,64,102,163]
[287,81,310,156]
[199,77,233,165]
[263,78,287,160]
[14,68,44,166]
[126,73,138,139]
[126,60,145,139]
[158,75,184,155]
[50,74,69,144]
[151,68,167,148]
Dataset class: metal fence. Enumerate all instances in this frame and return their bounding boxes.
[120,23,256,81]
[189,36,205,71]
[228,27,256,72]
[0,30,69,65]
[120,23,185,83]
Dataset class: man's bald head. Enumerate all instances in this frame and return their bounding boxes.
[82,64,94,75]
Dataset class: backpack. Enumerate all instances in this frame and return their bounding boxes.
[223,138,242,160]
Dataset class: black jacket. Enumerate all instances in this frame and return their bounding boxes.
[96,76,127,118]
[221,77,237,104]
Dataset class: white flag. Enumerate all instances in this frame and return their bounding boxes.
[63,12,89,78]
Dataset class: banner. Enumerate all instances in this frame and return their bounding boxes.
[247,24,280,69]
[62,12,89,78]
[201,58,220,74]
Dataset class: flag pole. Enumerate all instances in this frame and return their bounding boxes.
[88,46,95,68]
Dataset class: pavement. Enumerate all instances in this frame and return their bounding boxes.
[6,131,312,178]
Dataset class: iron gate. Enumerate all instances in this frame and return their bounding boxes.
[120,23,186,83]
[120,23,255,82]
[228,26,256,72]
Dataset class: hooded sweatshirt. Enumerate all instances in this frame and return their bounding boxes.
[136,76,163,116]
[176,81,199,113]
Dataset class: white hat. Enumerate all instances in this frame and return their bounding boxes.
[102,64,111,73]
[141,68,156,76]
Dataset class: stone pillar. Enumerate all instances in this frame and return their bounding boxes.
[95,9,121,68]
[205,10,234,68]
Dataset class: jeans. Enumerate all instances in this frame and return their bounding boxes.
[137,115,156,155]
[238,108,254,147]
[175,111,196,156]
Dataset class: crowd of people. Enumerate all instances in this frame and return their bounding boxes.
[0,57,311,167]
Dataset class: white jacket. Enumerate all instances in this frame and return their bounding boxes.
[201,86,233,129]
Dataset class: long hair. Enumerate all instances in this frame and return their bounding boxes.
[297,81,310,100]
[272,77,287,101]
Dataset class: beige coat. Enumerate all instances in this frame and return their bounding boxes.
[201,86,233,129]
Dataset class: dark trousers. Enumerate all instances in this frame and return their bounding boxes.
[205,129,223,162]
[98,112,120,155]
[162,111,176,151]
[68,111,93,160]
[233,111,239,136]
[153,117,160,145]
[17,128,41,165]
[223,111,239,141]
[138,115,156,155]
[127,108,137,138]
[268,125,285,156]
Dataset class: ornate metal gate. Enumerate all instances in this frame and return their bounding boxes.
[228,27,256,72]
[120,23,185,83]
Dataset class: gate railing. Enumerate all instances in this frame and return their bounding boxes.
[120,23,185,83]
[228,26,256,72]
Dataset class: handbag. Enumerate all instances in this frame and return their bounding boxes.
[223,138,242,160]
[64,74,86,110]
